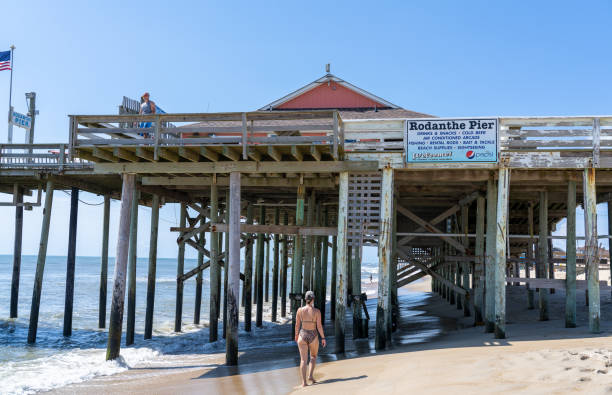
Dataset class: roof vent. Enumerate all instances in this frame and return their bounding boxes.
[325,63,330,73]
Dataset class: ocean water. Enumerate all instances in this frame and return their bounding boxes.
[0,255,436,394]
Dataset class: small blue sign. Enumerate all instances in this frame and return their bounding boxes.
[11,110,32,130]
[406,118,498,163]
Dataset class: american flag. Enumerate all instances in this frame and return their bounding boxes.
[0,50,11,71]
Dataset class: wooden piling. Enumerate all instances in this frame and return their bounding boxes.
[320,207,329,324]
[391,196,398,330]
[144,194,159,339]
[538,191,549,321]
[331,234,337,322]
[314,202,323,312]
[461,204,470,317]
[526,202,535,310]
[609,201,612,301]
[583,168,600,333]
[126,188,139,345]
[175,203,186,332]
[223,191,230,339]
[494,168,509,339]
[280,210,288,318]
[304,190,315,292]
[195,199,206,324]
[565,181,576,328]
[256,206,265,327]
[10,187,23,318]
[292,186,305,338]
[376,167,393,349]
[335,172,349,353]
[474,195,485,324]
[244,204,254,332]
[265,234,270,303]
[226,172,241,365]
[484,175,497,333]
[63,187,79,337]
[106,174,135,360]
[209,185,220,339]
[27,180,54,344]
[99,195,110,328]
[272,207,280,322]
[351,230,363,339]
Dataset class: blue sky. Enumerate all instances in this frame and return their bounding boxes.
[0,1,611,260]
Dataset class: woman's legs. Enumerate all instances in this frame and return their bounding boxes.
[297,337,310,386]
[307,338,320,382]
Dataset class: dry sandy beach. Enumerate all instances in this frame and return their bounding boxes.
[51,275,612,395]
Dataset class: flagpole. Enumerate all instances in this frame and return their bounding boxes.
[7,45,15,144]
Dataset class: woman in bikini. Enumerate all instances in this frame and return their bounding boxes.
[294,290,326,387]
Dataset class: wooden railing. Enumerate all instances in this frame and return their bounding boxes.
[69,110,343,161]
[0,144,92,170]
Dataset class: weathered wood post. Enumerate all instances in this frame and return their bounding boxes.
[144,194,159,340]
[565,180,576,328]
[126,188,139,345]
[256,206,266,327]
[175,203,186,332]
[280,210,288,318]
[209,184,220,340]
[99,195,110,328]
[526,202,535,310]
[538,191,549,321]
[609,200,612,300]
[272,207,280,322]
[474,195,485,324]
[461,204,470,317]
[376,166,393,350]
[484,175,497,333]
[265,233,270,303]
[320,206,329,324]
[223,191,230,339]
[583,167,600,333]
[335,172,349,353]
[106,174,135,360]
[63,187,79,337]
[314,202,323,312]
[391,195,398,330]
[194,199,206,324]
[10,187,23,318]
[292,185,306,339]
[331,233,337,321]
[494,167,509,339]
[27,180,54,344]
[304,190,315,292]
[226,172,241,365]
[351,233,363,338]
[244,204,254,332]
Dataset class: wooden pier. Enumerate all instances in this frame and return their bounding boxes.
[3,74,612,364]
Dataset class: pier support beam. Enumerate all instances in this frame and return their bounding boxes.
[565,181,576,328]
[474,195,485,324]
[27,180,54,344]
[461,204,470,317]
[494,168,509,339]
[99,196,110,328]
[226,172,241,365]
[526,202,535,310]
[538,191,549,321]
[144,194,159,339]
[10,187,23,318]
[292,185,305,339]
[376,167,393,350]
[63,187,79,337]
[194,199,205,325]
[175,203,186,332]
[126,188,139,345]
[272,207,280,322]
[484,175,497,333]
[304,190,315,292]
[265,234,270,303]
[609,200,612,300]
[335,172,349,353]
[223,191,230,339]
[209,185,220,339]
[106,174,135,360]
[331,234,337,322]
[280,210,288,318]
[320,207,329,324]
[256,206,266,327]
[244,204,254,332]
[583,168,600,333]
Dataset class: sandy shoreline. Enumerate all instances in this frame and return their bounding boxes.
[51,277,612,394]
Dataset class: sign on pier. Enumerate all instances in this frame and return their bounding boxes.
[11,110,31,130]
[405,118,498,163]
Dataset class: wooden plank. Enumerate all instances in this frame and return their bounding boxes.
[223,146,240,161]
[494,167,509,339]
[159,148,180,162]
[255,206,265,327]
[208,223,337,236]
[178,147,200,162]
[144,194,159,339]
[484,175,497,333]
[291,146,304,161]
[398,248,467,296]
[527,202,535,310]
[272,207,280,322]
[242,113,248,160]
[226,172,241,365]
[376,167,393,350]
[114,147,139,162]
[136,147,155,162]
[244,204,254,332]
[268,145,282,162]
[335,172,348,353]
[583,168,600,333]
[539,190,549,321]
[248,148,262,162]
[506,277,607,290]
[105,175,134,360]
[93,147,119,162]
[280,211,289,318]
[310,145,322,161]
[200,147,219,162]
[566,181,576,328]
[93,160,379,174]
[142,175,336,188]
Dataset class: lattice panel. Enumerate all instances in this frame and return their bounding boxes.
[347,172,381,250]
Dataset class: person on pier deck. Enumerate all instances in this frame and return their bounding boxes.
[139,92,156,132]
[295,290,326,387]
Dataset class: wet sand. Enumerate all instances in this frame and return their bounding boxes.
[51,276,612,394]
